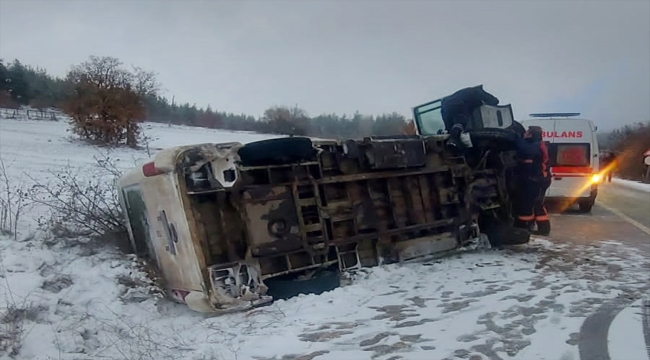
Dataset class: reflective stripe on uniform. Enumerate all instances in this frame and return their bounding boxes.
[518,215,535,221]
[535,215,550,221]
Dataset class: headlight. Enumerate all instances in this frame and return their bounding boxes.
[591,173,602,183]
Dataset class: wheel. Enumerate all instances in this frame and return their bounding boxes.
[238,137,316,166]
[469,128,520,151]
[479,213,531,247]
[507,120,526,136]
[578,198,594,213]
[488,225,531,246]
[470,128,519,142]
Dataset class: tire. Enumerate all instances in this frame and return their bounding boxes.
[507,120,526,136]
[469,128,520,152]
[484,224,531,247]
[578,198,594,213]
[479,212,531,247]
[238,137,316,167]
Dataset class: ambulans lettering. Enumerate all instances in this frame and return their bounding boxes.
[542,131,584,139]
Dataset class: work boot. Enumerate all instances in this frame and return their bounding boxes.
[447,137,462,148]
[533,221,551,236]
[446,123,466,149]
[459,132,473,148]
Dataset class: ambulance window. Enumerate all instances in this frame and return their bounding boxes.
[551,144,590,167]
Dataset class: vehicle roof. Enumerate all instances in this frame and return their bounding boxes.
[521,118,597,131]
[117,137,361,188]
[522,117,594,122]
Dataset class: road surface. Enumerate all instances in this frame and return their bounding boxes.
[548,181,650,254]
[547,181,650,360]
[270,180,650,360]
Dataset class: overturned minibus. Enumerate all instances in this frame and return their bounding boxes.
[118,93,529,314]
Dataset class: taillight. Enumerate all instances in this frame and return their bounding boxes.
[142,162,164,177]
[590,173,602,184]
[170,289,190,303]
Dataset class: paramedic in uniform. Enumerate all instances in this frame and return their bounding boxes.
[513,126,552,236]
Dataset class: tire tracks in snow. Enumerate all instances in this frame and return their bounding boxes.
[578,295,650,360]
[578,298,628,360]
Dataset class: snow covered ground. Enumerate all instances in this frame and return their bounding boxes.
[1,116,649,360]
[608,297,650,360]
[613,178,650,193]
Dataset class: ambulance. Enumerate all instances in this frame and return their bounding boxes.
[521,113,601,212]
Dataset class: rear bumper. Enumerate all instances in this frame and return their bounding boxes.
[181,291,273,314]
[196,262,274,314]
[546,185,597,203]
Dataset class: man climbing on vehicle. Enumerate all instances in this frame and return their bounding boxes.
[513,126,552,236]
[441,85,500,149]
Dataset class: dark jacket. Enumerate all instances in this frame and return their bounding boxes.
[515,137,550,181]
[440,85,500,130]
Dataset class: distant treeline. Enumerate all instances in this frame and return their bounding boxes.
[605,122,650,181]
[2,57,647,176]
[0,58,409,140]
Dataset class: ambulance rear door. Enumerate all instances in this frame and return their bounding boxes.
[547,118,598,200]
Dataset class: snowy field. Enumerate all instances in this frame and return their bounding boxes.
[612,178,650,193]
[1,116,649,360]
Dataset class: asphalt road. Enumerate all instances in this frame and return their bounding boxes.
[546,181,650,360]
[547,181,650,254]
[597,182,650,234]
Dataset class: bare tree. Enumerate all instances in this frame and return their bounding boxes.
[262,105,310,136]
[26,153,126,240]
[0,159,30,240]
[609,121,650,180]
[63,56,159,148]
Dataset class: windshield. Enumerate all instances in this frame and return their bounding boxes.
[413,99,446,135]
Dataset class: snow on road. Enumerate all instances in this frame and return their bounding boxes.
[608,297,650,360]
[613,178,650,193]
[1,117,649,360]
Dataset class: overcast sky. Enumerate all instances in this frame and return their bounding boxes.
[1,0,649,130]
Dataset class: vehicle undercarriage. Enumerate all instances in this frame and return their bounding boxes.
[176,129,528,312]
